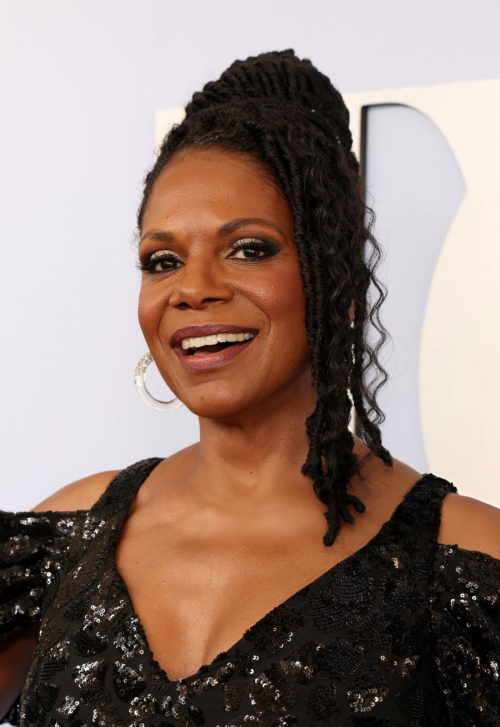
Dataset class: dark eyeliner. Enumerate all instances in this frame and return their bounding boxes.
[228,237,280,260]
[135,237,280,274]
[135,251,180,273]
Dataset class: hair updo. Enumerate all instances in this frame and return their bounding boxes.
[137,48,393,547]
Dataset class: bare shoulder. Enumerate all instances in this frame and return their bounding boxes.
[354,437,422,488]
[367,443,500,562]
[438,490,500,560]
[31,469,122,513]
[351,442,426,522]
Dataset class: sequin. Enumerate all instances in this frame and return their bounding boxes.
[55,694,80,718]
[2,460,500,726]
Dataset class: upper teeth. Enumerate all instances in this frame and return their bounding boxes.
[181,332,255,350]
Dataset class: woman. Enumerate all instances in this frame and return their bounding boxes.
[1,49,499,726]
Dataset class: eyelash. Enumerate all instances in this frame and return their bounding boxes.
[135,238,280,274]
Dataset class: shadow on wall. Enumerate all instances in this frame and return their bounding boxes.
[362,103,466,472]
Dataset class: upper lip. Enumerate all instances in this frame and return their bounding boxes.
[170,323,260,348]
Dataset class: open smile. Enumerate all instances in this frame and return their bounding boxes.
[173,335,257,371]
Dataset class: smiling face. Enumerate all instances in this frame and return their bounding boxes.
[138,146,314,419]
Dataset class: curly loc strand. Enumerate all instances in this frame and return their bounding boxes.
[136,49,394,546]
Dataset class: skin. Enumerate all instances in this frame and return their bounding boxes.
[2,148,500,709]
[118,146,500,679]
[138,147,316,435]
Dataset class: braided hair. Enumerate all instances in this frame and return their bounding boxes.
[136,49,394,547]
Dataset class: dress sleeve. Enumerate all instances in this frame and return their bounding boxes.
[0,509,89,726]
[429,542,500,725]
[0,508,86,644]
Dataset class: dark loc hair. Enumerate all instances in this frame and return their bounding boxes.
[137,48,394,546]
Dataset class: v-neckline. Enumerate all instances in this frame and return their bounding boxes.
[105,460,436,686]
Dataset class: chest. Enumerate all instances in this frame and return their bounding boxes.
[15,461,457,725]
[25,529,433,727]
[113,520,358,682]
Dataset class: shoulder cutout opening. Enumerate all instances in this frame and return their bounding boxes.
[438,491,500,560]
[30,469,122,513]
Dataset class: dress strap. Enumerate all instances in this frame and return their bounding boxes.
[380,472,458,552]
[89,457,165,519]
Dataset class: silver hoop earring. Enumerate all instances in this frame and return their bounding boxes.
[134,352,184,412]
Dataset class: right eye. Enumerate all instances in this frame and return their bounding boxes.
[136,252,181,274]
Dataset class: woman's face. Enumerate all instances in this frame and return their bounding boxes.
[138,146,313,419]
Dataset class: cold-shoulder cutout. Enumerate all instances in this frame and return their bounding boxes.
[31,468,122,514]
[438,490,500,561]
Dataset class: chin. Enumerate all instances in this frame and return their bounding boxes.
[182,389,259,420]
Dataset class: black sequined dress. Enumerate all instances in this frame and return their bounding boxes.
[1,458,500,726]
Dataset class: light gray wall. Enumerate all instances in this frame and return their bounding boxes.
[364,104,466,469]
[1,0,498,510]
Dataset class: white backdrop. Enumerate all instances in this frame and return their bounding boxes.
[1,0,499,511]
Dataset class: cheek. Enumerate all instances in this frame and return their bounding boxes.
[251,267,309,354]
[138,285,167,340]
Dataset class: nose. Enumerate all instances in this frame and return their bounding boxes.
[168,256,233,310]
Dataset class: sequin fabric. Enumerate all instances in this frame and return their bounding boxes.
[1,458,500,726]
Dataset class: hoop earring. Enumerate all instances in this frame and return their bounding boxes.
[134,352,184,412]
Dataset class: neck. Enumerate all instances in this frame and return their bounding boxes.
[184,377,358,504]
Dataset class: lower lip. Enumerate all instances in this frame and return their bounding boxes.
[173,337,257,371]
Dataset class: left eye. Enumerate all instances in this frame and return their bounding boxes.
[230,245,267,260]
[228,239,280,261]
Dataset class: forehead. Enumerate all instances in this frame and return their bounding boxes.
[141,147,293,233]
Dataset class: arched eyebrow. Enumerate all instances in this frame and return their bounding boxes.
[140,217,285,246]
